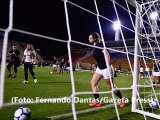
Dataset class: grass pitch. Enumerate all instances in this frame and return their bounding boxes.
[0,66,159,120]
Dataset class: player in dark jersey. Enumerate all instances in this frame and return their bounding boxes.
[118,63,122,75]
[52,57,57,73]
[7,45,20,78]
[65,60,70,73]
[88,32,125,107]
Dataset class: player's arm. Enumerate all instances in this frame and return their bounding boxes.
[16,51,20,57]
[22,55,26,61]
[21,50,26,65]
[7,50,12,57]
[21,55,26,65]
[102,48,110,66]
[32,51,37,63]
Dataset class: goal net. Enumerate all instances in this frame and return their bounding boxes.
[0,0,160,120]
[131,0,160,119]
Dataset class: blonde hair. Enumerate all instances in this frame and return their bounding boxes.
[26,43,33,51]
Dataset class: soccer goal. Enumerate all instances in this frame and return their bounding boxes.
[131,0,160,119]
[0,0,160,120]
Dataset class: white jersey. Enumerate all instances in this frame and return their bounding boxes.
[145,67,149,72]
[24,49,36,62]
[140,67,144,72]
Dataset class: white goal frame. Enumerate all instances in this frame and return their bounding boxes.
[0,0,160,120]
[130,0,160,119]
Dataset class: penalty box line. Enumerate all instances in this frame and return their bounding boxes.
[47,103,119,120]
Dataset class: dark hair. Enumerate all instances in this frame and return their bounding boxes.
[91,32,100,42]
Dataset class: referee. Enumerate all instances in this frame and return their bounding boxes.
[7,45,20,78]
[88,32,125,107]
[22,44,37,83]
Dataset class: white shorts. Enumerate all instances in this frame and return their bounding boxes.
[66,67,70,70]
[96,67,112,80]
[52,64,56,67]
[153,72,160,76]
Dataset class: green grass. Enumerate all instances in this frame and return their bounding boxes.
[0,66,159,120]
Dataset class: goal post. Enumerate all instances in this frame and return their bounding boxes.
[132,2,141,113]
[0,0,14,108]
[131,1,160,119]
[1,0,160,119]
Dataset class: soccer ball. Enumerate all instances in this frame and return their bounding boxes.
[14,107,31,120]
[149,99,159,109]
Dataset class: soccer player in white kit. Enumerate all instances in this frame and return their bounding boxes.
[22,44,37,83]
[140,66,144,78]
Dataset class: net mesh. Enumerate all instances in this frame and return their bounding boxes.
[0,0,160,119]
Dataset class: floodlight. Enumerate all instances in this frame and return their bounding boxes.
[113,21,121,30]
[150,11,158,20]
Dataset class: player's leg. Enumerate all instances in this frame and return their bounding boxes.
[142,72,144,78]
[13,65,17,78]
[60,67,63,74]
[103,68,125,107]
[13,61,19,78]
[61,67,63,74]
[89,67,102,107]
[59,67,61,73]
[153,76,156,84]
[57,66,60,73]
[106,78,122,97]
[66,67,68,73]
[55,66,57,73]
[67,67,70,73]
[52,65,56,73]
[55,66,58,73]
[152,72,155,84]
[106,78,125,107]
[157,72,160,84]
[24,62,29,83]
[153,72,158,84]
[53,66,55,73]
[55,67,57,73]
[28,63,37,83]
[146,71,149,78]
[146,71,148,78]
[140,72,144,78]
[61,67,64,74]
[157,76,160,84]
[7,61,14,77]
